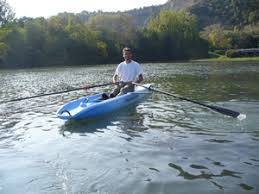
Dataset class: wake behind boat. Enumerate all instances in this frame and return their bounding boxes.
[56,84,152,120]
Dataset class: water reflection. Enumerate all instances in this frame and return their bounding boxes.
[167,162,255,191]
[59,106,148,139]
[169,163,242,180]
[1,63,259,194]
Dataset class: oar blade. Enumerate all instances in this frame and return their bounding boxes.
[207,105,240,118]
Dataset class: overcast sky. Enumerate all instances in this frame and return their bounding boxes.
[7,0,168,18]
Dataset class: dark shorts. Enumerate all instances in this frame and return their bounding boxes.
[110,82,134,97]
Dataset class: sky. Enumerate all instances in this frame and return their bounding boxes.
[7,0,168,18]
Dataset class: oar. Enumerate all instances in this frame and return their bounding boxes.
[134,83,241,118]
[0,82,114,104]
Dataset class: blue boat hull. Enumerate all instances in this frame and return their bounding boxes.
[56,84,152,120]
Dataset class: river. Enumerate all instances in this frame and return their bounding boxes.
[0,62,259,194]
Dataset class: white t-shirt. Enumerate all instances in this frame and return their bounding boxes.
[115,60,143,82]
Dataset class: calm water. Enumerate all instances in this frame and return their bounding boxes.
[0,62,259,194]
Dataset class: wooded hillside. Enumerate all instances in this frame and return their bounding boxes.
[0,0,258,68]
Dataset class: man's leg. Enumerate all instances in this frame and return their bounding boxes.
[110,83,124,98]
[118,83,134,96]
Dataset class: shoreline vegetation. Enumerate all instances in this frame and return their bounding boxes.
[192,56,259,63]
[0,0,258,69]
[194,49,259,62]
[1,56,258,71]
[0,58,259,71]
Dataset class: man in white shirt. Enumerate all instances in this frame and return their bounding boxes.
[110,47,144,97]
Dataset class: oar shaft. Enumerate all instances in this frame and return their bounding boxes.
[2,88,82,103]
[134,83,240,118]
[0,82,114,104]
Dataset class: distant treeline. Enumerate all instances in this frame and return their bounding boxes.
[0,11,208,68]
[0,0,258,68]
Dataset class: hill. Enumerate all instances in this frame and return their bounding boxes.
[189,0,259,28]
[77,0,199,27]
[77,0,258,28]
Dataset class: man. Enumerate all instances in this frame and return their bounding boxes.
[110,47,144,98]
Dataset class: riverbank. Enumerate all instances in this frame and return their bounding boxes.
[192,56,259,62]
[1,56,259,70]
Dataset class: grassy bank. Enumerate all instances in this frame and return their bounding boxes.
[192,56,259,62]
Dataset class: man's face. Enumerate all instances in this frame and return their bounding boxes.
[123,50,132,61]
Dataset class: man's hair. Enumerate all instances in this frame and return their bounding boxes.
[122,47,132,53]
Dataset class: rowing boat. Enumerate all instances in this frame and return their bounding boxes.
[56,84,152,120]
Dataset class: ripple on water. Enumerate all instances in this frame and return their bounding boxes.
[1,64,259,194]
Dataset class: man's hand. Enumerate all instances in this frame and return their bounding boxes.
[135,74,144,83]
[82,86,89,90]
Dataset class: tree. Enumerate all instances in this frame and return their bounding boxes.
[45,13,107,65]
[0,0,15,26]
[200,24,259,50]
[200,25,232,50]
[141,10,208,60]
[88,13,139,61]
[0,27,9,58]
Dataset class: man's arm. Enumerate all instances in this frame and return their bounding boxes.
[113,74,118,83]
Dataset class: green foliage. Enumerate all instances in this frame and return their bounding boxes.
[0,10,210,68]
[88,13,139,61]
[3,0,259,69]
[201,24,259,50]
[0,13,111,67]
[1,0,258,68]
[190,0,259,28]
[0,0,15,26]
[138,11,208,60]
[3,27,26,67]
[200,25,232,50]
[0,41,7,62]
[0,27,9,62]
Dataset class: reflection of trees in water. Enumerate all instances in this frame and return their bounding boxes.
[59,106,148,139]
[168,162,252,191]
[148,64,259,102]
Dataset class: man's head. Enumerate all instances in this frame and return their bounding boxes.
[122,47,133,63]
